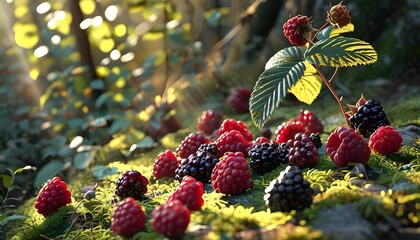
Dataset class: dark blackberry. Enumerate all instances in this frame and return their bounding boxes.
[278,143,290,164]
[348,99,390,138]
[263,165,313,212]
[197,143,219,158]
[115,170,149,200]
[248,142,282,175]
[175,151,218,183]
[310,133,322,149]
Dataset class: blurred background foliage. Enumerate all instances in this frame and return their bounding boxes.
[0,0,419,202]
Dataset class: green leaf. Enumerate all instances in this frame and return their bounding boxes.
[93,165,118,180]
[90,79,105,90]
[34,161,64,187]
[305,36,378,67]
[289,61,323,104]
[0,174,13,188]
[265,46,304,69]
[73,151,94,170]
[317,23,354,40]
[250,60,306,129]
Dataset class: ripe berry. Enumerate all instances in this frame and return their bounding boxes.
[327,2,351,28]
[196,143,219,158]
[167,176,204,211]
[287,132,320,168]
[326,126,371,167]
[310,132,323,149]
[248,142,283,175]
[294,110,323,134]
[152,200,190,238]
[347,98,390,138]
[197,109,223,136]
[34,177,72,217]
[115,170,149,200]
[252,137,271,146]
[279,143,291,164]
[176,133,210,159]
[153,150,179,179]
[264,165,313,212]
[111,197,146,238]
[175,149,218,183]
[283,15,312,46]
[369,126,402,155]
[211,152,254,195]
[275,121,306,144]
[218,119,253,143]
[215,130,252,157]
[227,86,252,114]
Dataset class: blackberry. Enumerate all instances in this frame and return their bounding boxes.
[197,143,219,158]
[175,150,218,183]
[264,165,313,212]
[287,132,320,168]
[248,142,282,175]
[348,99,390,138]
[278,143,290,164]
[115,170,149,200]
[310,132,323,149]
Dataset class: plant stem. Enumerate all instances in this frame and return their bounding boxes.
[315,64,349,126]
[312,22,330,42]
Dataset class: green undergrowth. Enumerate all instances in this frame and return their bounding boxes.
[6,96,420,239]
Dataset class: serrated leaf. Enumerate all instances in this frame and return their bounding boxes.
[305,36,378,67]
[34,161,64,187]
[265,46,304,69]
[317,23,354,40]
[250,60,306,129]
[289,61,322,104]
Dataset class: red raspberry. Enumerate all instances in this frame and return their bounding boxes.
[218,119,253,143]
[287,132,320,168]
[153,150,179,179]
[176,132,210,159]
[215,130,252,157]
[211,152,254,195]
[369,126,402,155]
[167,176,204,211]
[152,200,190,238]
[294,110,324,134]
[252,136,271,146]
[115,170,149,200]
[275,121,306,144]
[326,126,371,167]
[283,15,312,46]
[227,86,252,114]
[111,197,146,238]
[34,177,72,217]
[197,109,223,136]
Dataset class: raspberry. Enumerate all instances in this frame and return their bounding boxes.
[275,121,306,144]
[197,109,223,136]
[175,149,218,183]
[176,133,210,159]
[227,86,252,114]
[252,137,271,146]
[115,170,149,200]
[327,2,351,28]
[211,152,253,195]
[264,165,313,212]
[347,97,391,138]
[287,132,320,168]
[111,197,146,238]
[218,119,253,143]
[152,200,190,238]
[369,126,402,155]
[153,150,179,179]
[326,126,371,167]
[167,176,204,211]
[310,132,323,149]
[248,142,283,175]
[294,110,324,134]
[215,130,252,157]
[283,15,312,46]
[34,177,72,217]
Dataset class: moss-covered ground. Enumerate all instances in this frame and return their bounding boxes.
[5,94,420,240]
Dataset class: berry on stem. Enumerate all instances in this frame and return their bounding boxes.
[283,15,313,46]
[327,2,351,28]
